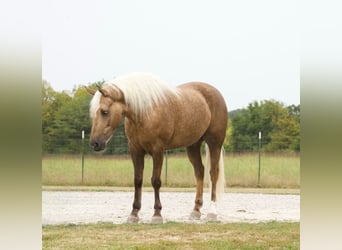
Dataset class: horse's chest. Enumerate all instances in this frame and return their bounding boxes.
[125,124,164,151]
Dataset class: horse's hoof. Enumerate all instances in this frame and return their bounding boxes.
[189,210,201,220]
[127,215,139,223]
[206,213,218,221]
[151,215,163,224]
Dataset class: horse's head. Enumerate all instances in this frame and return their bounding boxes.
[86,85,125,151]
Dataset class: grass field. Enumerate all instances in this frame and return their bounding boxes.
[42,153,300,188]
[43,221,299,249]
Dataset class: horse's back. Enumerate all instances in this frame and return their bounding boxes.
[178,82,228,122]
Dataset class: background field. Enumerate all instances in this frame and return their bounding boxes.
[42,153,300,189]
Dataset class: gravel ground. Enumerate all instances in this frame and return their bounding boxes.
[42,191,299,225]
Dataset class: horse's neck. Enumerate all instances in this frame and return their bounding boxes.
[123,110,138,125]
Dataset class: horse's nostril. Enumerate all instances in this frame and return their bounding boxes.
[91,140,104,151]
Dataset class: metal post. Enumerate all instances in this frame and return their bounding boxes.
[257,131,261,187]
[81,130,85,184]
[165,150,168,186]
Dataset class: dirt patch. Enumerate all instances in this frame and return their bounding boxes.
[42,191,299,225]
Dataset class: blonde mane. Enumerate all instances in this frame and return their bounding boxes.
[107,72,179,117]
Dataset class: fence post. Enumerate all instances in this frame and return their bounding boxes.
[81,130,85,184]
[257,131,261,187]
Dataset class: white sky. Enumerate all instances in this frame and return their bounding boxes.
[42,0,299,110]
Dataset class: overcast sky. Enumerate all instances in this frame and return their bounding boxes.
[42,0,299,111]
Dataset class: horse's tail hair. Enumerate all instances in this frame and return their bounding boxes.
[205,144,225,201]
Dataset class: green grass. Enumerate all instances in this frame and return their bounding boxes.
[42,153,300,188]
[225,153,300,188]
[42,221,299,250]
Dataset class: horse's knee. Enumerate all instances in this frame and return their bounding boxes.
[151,177,161,189]
[134,177,143,188]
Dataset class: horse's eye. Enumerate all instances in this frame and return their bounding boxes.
[101,110,109,116]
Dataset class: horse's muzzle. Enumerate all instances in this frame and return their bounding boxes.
[90,139,106,151]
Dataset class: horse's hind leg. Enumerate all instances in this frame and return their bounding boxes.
[186,141,205,219]
[206,142,224,220]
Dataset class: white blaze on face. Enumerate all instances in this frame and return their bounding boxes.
[89,91,102,119]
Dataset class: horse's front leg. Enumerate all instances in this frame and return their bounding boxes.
[127,150,145,223]
[151,150,164,224]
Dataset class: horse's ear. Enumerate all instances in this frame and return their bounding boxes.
[111,85,125,103]
[85,86,96,95]
[96,84,109,97]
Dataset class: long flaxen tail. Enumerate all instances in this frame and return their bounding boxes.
[205,144,225,201]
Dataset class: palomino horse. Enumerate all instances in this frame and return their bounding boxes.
[86,72,228,223]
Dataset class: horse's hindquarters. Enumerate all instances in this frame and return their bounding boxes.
[167,89,212,148]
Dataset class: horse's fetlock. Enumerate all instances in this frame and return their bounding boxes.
[195,198,202,205]
[133,201,141,210]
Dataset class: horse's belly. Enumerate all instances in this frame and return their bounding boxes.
[166,132,204,149]
[166,110,211,149]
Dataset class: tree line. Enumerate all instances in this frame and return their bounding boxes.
[42,80,300,154]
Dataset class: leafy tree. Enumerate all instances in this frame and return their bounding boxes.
[287,104,300,123]
[267,116,300,151]
[50,87,92,153]
[42,80,73,153]
[267,104,300,151]
[230,100,300,152]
